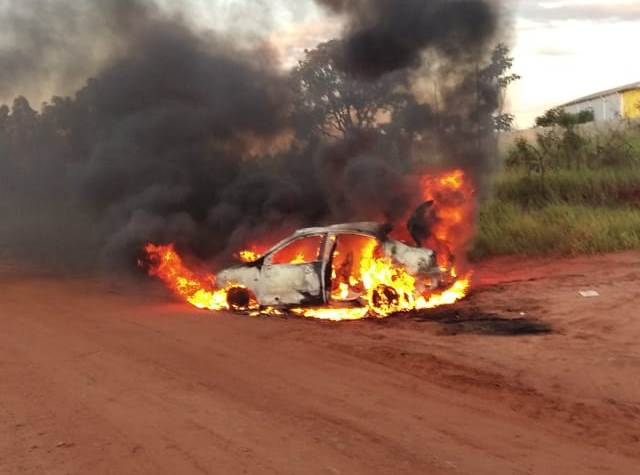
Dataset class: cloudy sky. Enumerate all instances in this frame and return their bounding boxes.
[509,0,640,127]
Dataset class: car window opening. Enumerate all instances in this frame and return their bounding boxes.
[271,235,323,265]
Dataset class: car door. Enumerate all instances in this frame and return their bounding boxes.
[257,234,326,306]
[328,233,380,302]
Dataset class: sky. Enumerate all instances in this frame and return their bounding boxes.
[508,0,640,128]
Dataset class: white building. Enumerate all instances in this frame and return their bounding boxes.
[561,81,640,122]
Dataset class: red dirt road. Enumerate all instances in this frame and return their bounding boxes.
[2,253,640,474]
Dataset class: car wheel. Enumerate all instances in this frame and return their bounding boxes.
[226,286,255,312]
[369,284,400,317]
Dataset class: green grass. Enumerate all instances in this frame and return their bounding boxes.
[628,134,640,155]
[472,164,640,258]
[472,202,640,258]
[475,125,640,258]
[491,168,640,208]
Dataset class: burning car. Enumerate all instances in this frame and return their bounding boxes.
[217,221,454,316]
[143,170,473,321]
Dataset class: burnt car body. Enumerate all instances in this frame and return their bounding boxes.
[216,222,447,309]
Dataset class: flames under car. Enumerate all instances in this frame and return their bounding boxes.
[216,222,450,312]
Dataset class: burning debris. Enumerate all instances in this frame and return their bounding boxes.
[143,170,472,321]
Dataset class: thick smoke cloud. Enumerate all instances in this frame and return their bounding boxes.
[0,1,152,102]
[1,0,298,268]
[0,0,502,272]
[313,0,501,183]
[316,0,497,78]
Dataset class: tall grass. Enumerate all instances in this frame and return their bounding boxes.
[472,202,640,258]
[492,168,640,208]
[473,125,640,258]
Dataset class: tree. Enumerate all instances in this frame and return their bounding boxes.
[291,40,407,140]
[535,108,561,127]
[4,97,38,148]
[480,43,521,132]
[0,104,9,131]
[10,96,37,121]
[535,107,594,128]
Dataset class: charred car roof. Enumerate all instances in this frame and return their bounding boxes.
[290,222,392,239]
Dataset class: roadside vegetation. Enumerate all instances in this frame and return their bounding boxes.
[473,121,640,258]
[534,107,594,128]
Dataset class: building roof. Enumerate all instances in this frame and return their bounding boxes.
[561,81,640,107]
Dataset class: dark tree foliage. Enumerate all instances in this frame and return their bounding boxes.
[535,107,594,128]
[291,40,409,140]
[480,43,520,131]
[292,40,519,151]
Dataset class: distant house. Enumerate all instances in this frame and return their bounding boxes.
[561,81,640,122]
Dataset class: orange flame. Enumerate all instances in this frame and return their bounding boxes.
[143,243,231,311]
[237,249,262,263]
[419,169,475,268]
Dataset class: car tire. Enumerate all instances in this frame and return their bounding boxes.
[226,286,255,312]
[369,284,400,317]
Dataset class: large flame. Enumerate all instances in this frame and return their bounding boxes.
[142,170,473,321]
[419,169,475,268]
[143,243,234,311]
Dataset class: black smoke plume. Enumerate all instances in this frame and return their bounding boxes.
[0,0,503,272]
[316,0,498,78]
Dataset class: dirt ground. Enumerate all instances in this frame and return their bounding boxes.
[1,252,639,475]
